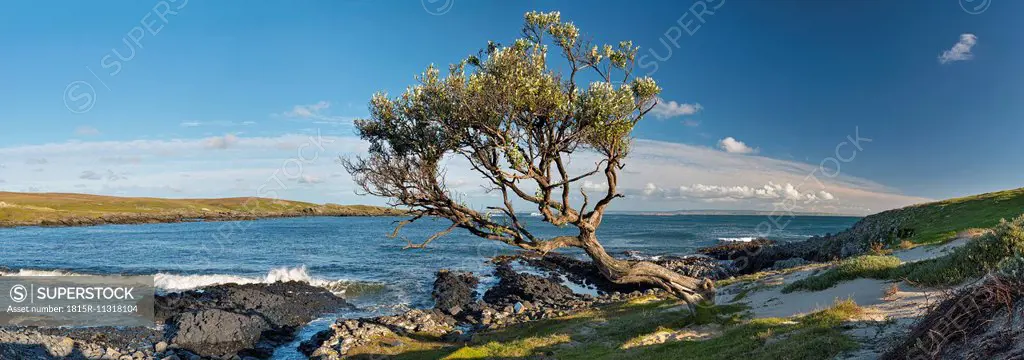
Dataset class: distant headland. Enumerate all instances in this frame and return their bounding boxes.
[0,191,405,228]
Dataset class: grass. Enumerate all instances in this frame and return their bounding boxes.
[0,191,402,226]
[344,296,863,360]
[716,264,810,288]
[783,255,902,293]
[785,215,1024,291]
[890,215,1024,286]
[880,187,1024,245]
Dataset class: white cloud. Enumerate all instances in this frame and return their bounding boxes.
[0,133,926,215]
[0,132,367,204]
[582,180,608,192]
[717,137,758,154]
[278,101,355,129]
[639,182,836,203]
[283,101,331,118]
[818,190,835,200]
[650,98,702,119]
[573,139,930,214]
[203,134,239,150]
[296,175,324,184]
[938,33,977,64]
[79,171,103,181]
[181,121,256,128]
[74,126,100,136]
[643,182,658,196]
[682,119,700,127]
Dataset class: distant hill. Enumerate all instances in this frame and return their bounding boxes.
[873,187,1024,244]
[0,192,404,227]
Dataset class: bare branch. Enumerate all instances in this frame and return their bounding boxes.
[403,223,457,250]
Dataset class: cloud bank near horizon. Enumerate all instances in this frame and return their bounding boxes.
[0,134,929,215]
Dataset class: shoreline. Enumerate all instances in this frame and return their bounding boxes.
[0,191,406,228]
[0,210,406,229]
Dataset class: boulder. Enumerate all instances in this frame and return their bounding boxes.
[169,309,271,358]
[157,281,352,359]
[432,269,479,316]
[483,262,579,308]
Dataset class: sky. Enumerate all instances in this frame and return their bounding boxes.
[0,0,1021,215]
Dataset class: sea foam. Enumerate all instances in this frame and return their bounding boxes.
[716,237,759,242]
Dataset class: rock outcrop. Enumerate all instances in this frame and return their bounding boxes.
[158,281,353,358]
[482,262,585,308]
[431,269,479,317]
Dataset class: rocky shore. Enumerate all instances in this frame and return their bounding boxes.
[0,281,352,360]
[299,253,731,359]
[706,211,914,274]
[0,234,880,359]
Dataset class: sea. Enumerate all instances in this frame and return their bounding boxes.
[0,214,858,358]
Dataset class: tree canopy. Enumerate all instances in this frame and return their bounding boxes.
[345,10,714,307]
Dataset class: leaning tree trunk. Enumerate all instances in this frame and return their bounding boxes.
[577,231,716,308]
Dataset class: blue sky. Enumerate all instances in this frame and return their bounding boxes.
[0,0,1020,215]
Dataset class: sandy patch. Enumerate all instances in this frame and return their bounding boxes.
[715,238,974,357]
[621,324,722,349]
[894,238,968,263]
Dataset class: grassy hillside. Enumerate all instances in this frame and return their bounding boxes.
[0,192,403,227]
[883,187,1024,244]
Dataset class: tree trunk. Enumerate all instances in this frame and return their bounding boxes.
[577,231,716,308]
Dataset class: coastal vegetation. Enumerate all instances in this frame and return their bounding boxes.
[0,191,402,227]
[782,255,901,293]
[340,297,861,360]
[342,10,715,307]
[893,214,1024,286]
[783,214,1024,292]
[877,187,1024,245]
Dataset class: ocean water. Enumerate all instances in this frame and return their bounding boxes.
[0,215,858,311]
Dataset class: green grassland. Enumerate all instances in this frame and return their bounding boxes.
[0,191,402,227]
[885,187,1024,245]
[343,297,862,360]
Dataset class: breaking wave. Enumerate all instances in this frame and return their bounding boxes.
[153,266,385,296]
[716,237,759,242]
[1,266,385,298]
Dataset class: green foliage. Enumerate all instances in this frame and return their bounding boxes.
[352,10,661,182]
[892,215,1024,286]
[783,255,902,293]
[780,215,1024,291]
[996,253,1024,280]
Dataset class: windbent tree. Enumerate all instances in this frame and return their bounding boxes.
[343,11,715,307]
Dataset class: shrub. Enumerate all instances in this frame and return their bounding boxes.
[783,255,902,293]
[893,215,1024,286]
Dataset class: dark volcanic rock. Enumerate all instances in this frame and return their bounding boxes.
[483,262,581,308]
[0,282,350,359]
[734,210,917,273]
[171,309,273,358]
[157,281,351,327]
[432,269,479,316]
[158,281,352,359]
[516,253,653,294]
[697,238,776,261]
